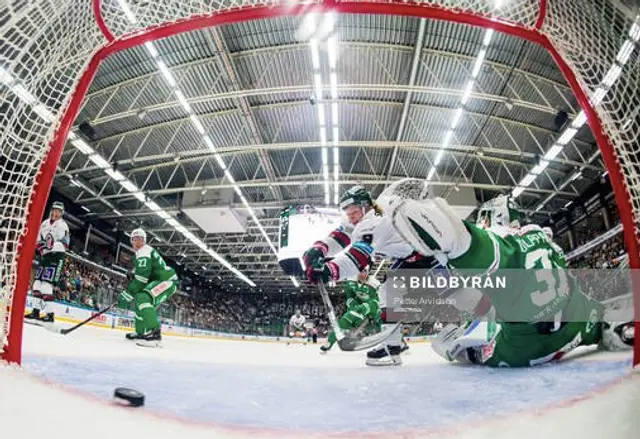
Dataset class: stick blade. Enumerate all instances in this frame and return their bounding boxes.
[337,322,403,351]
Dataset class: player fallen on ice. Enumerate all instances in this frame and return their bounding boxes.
[25,201,70,323]
[376,179,635,367]
[117,228,179,347]
[320,272,383,354]
[288,309,308,345]
[303,185,431,366]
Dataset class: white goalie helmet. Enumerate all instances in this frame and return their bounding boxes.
[376,178,429,216]
[130,228,147,243]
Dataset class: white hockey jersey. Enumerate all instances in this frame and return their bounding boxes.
[289,314,306,329]
[320,209,414,281]
[38,218,70,255]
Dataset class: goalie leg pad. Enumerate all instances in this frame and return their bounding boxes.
[432,321,495,363]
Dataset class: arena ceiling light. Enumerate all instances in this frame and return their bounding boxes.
[517,15,639,208]
[0,44,256,287]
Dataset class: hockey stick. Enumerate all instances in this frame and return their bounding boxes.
[317,281,404,351]
[45,302,116,335]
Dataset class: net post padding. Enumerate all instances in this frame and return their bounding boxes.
[2,0,638,365]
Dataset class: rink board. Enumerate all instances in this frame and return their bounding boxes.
[24,296,433,343]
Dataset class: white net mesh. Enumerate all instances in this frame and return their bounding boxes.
[0,0,638,363]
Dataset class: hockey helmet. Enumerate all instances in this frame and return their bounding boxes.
[339,185,373,210]
[130,228,147,243]
[376,178,429,215]
[51,201,65,213]
[476,195,521,229]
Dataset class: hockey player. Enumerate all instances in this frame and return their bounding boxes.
[117,228,178,347]
[303,185,428,365]
[25,202,69,323]
[376,178,634,367]
[289,309,307,338]
[320,273,383,356]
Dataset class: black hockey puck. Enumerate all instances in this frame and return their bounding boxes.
[113,387,145,407]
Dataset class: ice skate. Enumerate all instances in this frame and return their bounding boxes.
[25,308,41,321]
[600,322,634,352]
[126,332,142,341]
[319,342,332,354]
[40,312,55,323]
[136,328,162,348]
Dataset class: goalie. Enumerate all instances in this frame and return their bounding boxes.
[288,309,307,344]
[117,228,178,347]
[319,273,384,360]
[376,179,634,367]
[25,202,69,323]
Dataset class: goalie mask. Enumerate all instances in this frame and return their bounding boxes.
[476,195,521,230]
[376,178,429,216]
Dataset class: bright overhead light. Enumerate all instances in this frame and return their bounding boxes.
[571,111,588,129]
[333,163,339,180]
[310,38,320,69]
[322,147,328,165]
[302,13,317,34]
[556,127,578,145]
[330,72,338,99]
[615,40,634,65]
[327,37,338,69]
[530,159,549,175]
[156,60,176,87]
[564,201,573,208]
[224,170,235,184]
[145,200,161,211]
[461,80,474,105]
[570,171,582,182]
[114,209,123,217]
[0,67,14,86]
[472,49,486,77]
[145,42,158,58]
[591,87,607,106]
[442,130,454,148]
[318,12,336,39]
[434,149,445,166]
[89,154,110,169]
[544,144,563,161]
[332,125,339,145]
[214,153,226,170]
[132,192,146,202]
[233,186,242,197]
[323,164,330,181]
[451,108,463,128]
[175,90,191,113]
[167,218,180,228]
[602,64,622,87]
[203,135,216,152]
[333,147,339,165]
[119,179,139,192]
[314,73,323,99]
[317,103,326,126]
[482,29,494,46]
[324,191,330,205]
[190,115,205,134]
[512,186,525,198]
[81,205,91,212]
[535,204,543,212]
[32,104,55,122]
[320,126,327,145]
[70,138,94,155]
[12,84,37,105]
[331,103,339,124]
[156,211,170,220]
[629,22,640,42]
[427,166,436,181]
[116,0,137,23]
[520,173,536,187]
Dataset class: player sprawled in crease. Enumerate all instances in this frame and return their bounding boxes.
[117,228,179,348]
[25,202,70,324]
[303,185,442,366]
[375,178,634,367]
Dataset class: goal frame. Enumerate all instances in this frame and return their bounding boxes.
[2,0,639,365]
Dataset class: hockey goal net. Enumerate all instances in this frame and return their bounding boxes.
[0,0,639,365]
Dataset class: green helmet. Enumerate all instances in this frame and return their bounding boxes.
[476,195,521,229]
[339,185,373,210]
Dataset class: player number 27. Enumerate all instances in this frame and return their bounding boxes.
[525,249,569,307]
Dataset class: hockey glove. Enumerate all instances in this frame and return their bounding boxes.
[35,242,46,258]
[302,244,326,271]
[307,262,338,285]
[117,290,134,310]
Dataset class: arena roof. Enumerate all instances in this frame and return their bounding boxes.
[53,13,607,293]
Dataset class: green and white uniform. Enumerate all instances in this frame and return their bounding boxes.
[325,277,382,350]
[378,180,608,367]
[119,244,178,336]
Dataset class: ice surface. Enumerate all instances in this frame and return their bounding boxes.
[2,324,639,439]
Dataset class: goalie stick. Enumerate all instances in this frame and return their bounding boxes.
[317,281,403,351]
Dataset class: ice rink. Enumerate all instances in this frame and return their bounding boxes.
[2,323,639,439]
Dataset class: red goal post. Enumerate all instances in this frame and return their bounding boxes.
[1,0,638,365]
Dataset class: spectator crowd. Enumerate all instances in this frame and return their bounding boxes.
[38,213,630,338]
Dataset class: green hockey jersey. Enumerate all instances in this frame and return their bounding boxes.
[127,244,177,295]
[449,224,575,324]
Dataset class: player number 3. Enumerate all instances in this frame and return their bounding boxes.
[525,249,569,307]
